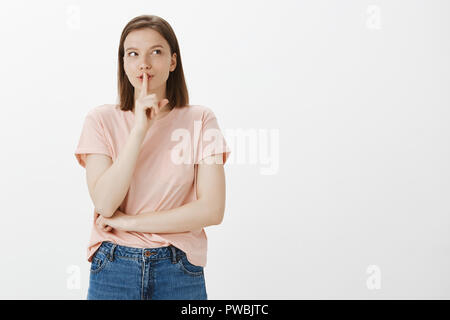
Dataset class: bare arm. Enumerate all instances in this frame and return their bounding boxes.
[124,198,220,233]
[87,73,170,218]
[98,153,226,232]
[90,127,146,218]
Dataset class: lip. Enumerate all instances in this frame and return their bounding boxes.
[138,74,153,80]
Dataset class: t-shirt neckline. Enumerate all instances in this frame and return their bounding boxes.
[124,105,177,128]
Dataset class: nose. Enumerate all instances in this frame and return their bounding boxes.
[139,64,151,70]
[139,55,153,70]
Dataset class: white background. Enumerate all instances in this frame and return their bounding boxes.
[0,0,449,299]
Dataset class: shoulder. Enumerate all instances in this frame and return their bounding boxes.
[187,104,214,114]
[180,104,217,120]
[88,103,118,115]
[85,104,121,121]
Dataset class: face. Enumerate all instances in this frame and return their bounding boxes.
[123,28,177,101]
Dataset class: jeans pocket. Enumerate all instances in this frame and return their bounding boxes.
[90,249,110,274]
[177,254,204,276]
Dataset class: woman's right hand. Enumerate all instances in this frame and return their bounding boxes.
[133,73,169,133]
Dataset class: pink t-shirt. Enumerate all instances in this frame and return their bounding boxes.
[74,104,231,267]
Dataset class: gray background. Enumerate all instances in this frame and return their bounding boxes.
[0,0,448,299]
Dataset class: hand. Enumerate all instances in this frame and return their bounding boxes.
[133,73,170,132]
[95,212,112,232]
[95,210,132,232]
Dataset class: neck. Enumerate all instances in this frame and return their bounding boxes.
[131,102,171,115]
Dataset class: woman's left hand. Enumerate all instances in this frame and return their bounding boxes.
[96,210,132,232]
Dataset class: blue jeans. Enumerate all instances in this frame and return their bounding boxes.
[87,241,207,300]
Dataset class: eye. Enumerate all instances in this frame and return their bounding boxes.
[126,49,161,57]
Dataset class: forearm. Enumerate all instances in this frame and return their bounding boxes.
[126,199,221,233]
[94,127,146,217]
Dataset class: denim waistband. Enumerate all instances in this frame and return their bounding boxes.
[98,241,186,262]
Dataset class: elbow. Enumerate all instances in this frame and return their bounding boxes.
[200,198,224,226]
[213,207,225,225]
[92,186,117,218]
[95,206,115,218]
[214,216,223,226]
[94,194,118,218]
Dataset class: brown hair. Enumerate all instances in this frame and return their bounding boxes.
[117,15,189,111]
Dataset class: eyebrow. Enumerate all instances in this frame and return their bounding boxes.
[125,45,164,51]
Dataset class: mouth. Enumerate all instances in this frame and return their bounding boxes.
[138,74,153,81]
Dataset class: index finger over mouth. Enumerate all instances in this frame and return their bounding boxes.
[140,73,149,98]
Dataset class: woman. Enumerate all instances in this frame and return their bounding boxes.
[74,14,231,300]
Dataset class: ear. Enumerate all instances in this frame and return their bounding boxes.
[171,52,177,71]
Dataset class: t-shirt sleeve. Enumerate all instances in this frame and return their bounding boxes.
[74,110,112,168]
[195,108,231,165]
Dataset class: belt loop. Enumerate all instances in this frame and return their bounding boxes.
[170,246,177,264]
[109,243,117,262]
